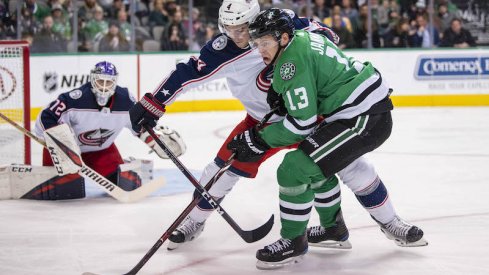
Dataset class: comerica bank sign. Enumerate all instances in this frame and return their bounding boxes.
[415,55,489,80]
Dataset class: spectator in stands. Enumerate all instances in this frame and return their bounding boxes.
[106,0,125,20]
[51,3,71,40]
[324,5,353,33]
[331,13,355,49]
[389,0,400,14]
[160,24,188,51]
[164,0,179,17]
[384,17,415,47]
[205,23,217,42]
[161,9,187,50]
[439,18,476,48]
[83,5,109,43]
[376,0,390,31]
[99,21,130,52]
[117,9,132,41]
[31,15,66,53]
[24,0,50,21]
[436,3,454,36]
[20,5,41,35]
[353,4,381,48]
[411,14,439,48]
[78,0,101,22]
[312,0,330,21]
[184,8,207,50]
[341,0,359,24]
[148,0,169,34]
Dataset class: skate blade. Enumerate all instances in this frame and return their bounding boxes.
[395,237,429,247]
[309,239,352,249]
[167,240,182,251]
[256,255,305,270]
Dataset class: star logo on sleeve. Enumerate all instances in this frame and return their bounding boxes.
[161,89,171,96]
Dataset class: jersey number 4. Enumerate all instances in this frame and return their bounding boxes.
[285,87,309,111]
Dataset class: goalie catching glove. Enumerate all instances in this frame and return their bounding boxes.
[227,127,270,162]
[140,125,187,159]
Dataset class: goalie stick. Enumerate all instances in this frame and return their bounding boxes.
[122,109,277,275]
[0,112,165,203]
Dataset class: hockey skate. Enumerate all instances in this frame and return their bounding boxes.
[256,233,308,270]
[307,209,352,249]
[374,216,428,247]
[167,216,205,250]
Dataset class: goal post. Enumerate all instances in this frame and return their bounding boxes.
[0,40,31,165]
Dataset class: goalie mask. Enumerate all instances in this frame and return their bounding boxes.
[90,61,118,106]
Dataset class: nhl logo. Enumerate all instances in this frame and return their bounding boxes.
[280,62,296,80]
[212,36,228,51]
[43,72,58,93]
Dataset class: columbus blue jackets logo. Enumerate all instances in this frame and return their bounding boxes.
[43,72,58,93]
[69,89,82,99]
[212,36,228,51]
[78,129,115,147]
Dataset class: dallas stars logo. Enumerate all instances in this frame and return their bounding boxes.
[280,62,296,80]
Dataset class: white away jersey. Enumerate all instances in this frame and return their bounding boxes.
[150,10,335,123]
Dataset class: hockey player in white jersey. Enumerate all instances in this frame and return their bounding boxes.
[129,0,425,251]
[27,61,186,200]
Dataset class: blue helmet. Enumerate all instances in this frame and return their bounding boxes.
[90,61,118,106]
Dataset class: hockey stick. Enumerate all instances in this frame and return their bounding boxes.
[143,124,274,241]
[0,112,165,203]
[123,109,277,275]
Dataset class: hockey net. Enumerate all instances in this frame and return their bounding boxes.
[0,41,31,165]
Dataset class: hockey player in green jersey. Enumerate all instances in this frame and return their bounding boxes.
[227,8,428,269]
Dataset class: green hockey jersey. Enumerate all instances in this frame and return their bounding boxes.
[261,30,390,148]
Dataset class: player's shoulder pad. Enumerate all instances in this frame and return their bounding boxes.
[199,33,250,70]
[57,83,95,108]
[282,9,310,30]
[112,86,136,111]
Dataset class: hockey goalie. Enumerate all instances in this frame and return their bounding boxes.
[0,61,186,200]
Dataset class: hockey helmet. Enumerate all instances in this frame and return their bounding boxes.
[249,8,295,42]
[90,61,118,106]
[218,0,260,32]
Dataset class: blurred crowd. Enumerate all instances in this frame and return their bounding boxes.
[0,0,481,53]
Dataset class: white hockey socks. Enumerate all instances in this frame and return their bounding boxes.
[338,157,396,224]
[188,162,240,223]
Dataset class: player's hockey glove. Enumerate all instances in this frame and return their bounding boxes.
[130,93,166,133]
[227,127,270,162]
[311,27,340,45]
[266,87,287,116]
[140,125,187,159]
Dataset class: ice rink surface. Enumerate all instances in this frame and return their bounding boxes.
[1,107,489,275]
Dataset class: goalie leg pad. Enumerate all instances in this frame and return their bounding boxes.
[1,164,85,200]
[116,170,142,191]
[22,173,85,200]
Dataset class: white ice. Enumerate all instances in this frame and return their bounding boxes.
[1,107,489,275]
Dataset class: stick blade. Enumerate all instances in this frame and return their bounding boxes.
[242,214,274,243]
